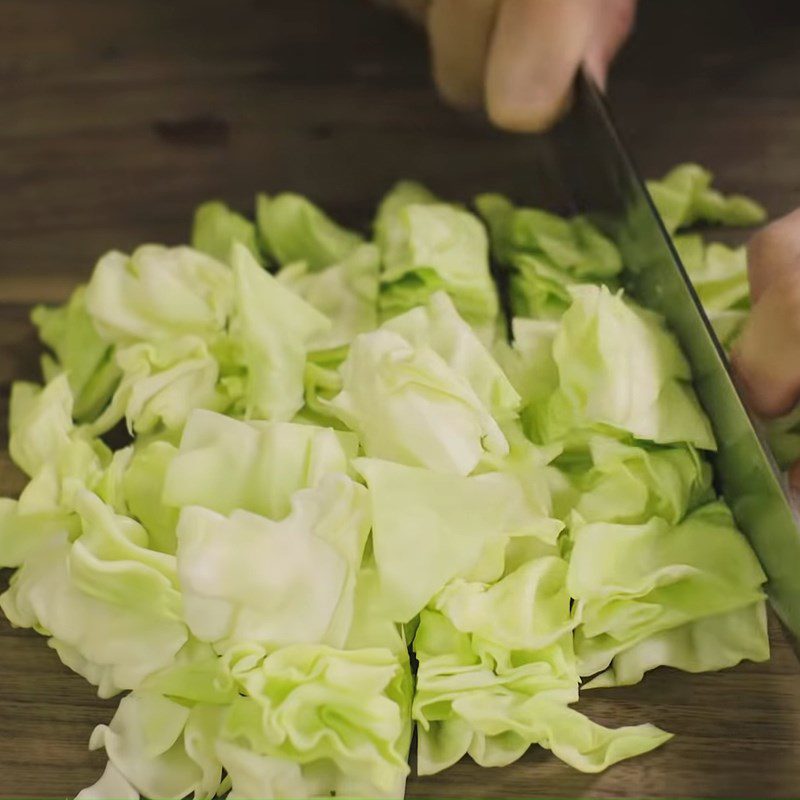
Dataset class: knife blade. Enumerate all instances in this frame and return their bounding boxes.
[543,70,800,638]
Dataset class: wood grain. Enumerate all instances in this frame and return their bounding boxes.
[2,0,800,797]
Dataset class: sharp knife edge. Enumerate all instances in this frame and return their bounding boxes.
[538,71,800,638]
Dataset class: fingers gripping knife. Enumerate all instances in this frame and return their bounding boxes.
[533,71,800,637]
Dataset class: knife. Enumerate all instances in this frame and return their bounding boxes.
[544,70,800,639]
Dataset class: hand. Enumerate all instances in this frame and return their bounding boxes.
[386,0,638,132]
[732,209,800,489]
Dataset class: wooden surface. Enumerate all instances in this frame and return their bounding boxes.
[2,1,800,797]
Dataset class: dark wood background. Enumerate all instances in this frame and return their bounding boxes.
[2,1,800,797]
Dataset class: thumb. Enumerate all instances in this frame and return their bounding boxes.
[732,210,800,418]
[732,272,800,418]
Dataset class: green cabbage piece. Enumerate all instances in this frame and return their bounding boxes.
[175,473,369,648]
[1,489,187,698]
[192,200,262,266]
[355,458,547,623]
[84,245,233,346]
[31,286,120,421]
[673,234,750,348]
[563,436,714,526]
[276,242,380,350]
[374,180,438,248]
[82,691,225,800]
[507,253,578,319]
[4,376,109,556]
[537,285,716,450]
[674,235,749,310]
[163,409,357,520]
[474,192,621,320]
[413,595,671,775]
[256,192,364,270]
[75,761,139,800]
[375,181,499,328]
[228,243,331,421]
[99,641,413,800]
[346,559,408,655]
[119,441,180,555]
[0,384,107,568]
[91,440,181,556]
[647,163,766,234]
[88,335,228,437]
[9,374,76,478]
[431,556,575,651]
[498,317,560,420]
[475,192,622,280]
[569,501,768,686]
[329,329,506,473]
[584,603,769,690]
[381,291,520,422]
[221,643,412,797]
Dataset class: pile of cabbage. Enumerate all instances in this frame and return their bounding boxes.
[0,170,771,799]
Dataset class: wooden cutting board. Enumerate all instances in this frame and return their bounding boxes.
[3,0,800,796]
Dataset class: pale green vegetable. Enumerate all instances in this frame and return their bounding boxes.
[413,603,671,775]
[374,180,438,251]
[89,335,227,436]
[654,174,796,473]
[85,691,225,800]
[0,176,774,797]
[673,234,750,347]
[346,560,408,655]
[432,556,575,651]
[537,285,716,450]
[221,643,412,797]
[497,317,556,394]
[121,441,180,555]
[355,458,557,623]
[31,286,120,421]
[9,375,75,478]
[584,602,769,689]
[130,642,412,800]
[228,243,331,421]
[84,245,233,345]
[474,192,621,319]
[474,429,564,546]
[376,181,498,326]
[175,474,369,648]
[90,439,181,556]
[1,490,187,697]
[192,201,261,266]
[277,243,380,350]
[0,499,73,570]
[497,318,561,440]
[256,192,364,270]
[569,501,768,684]
[475,193,622,280]
[328,327,508,474]
[75,761,139,800]
[641,166,764,353]
[382,291,520,422]
[163,409,357,520]
[2,376,109,566]
[567,436,713,526]
[507,253,578,319]
[674,235,749,310]
[647,163,766,234]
